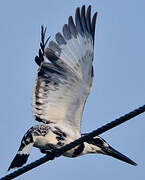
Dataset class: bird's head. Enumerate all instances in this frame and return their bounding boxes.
[85,135,137,166]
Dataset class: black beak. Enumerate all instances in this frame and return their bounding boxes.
[102,146,137,166]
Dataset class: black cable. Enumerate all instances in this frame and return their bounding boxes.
[1,104,145,180]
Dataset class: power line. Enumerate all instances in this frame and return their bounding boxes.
[1,104,145,180]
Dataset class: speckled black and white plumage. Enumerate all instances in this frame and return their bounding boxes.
[8,125,48,170]
[9,6,97,170]
[8,123,81,170]
[8,5,137,171]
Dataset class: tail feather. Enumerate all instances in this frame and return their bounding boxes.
[8,153,29,171]
[8,142,34,171]
[8,129,34,171]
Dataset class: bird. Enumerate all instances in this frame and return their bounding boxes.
[8,5,137,171]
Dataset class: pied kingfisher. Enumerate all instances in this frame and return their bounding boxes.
[8,5,137,171]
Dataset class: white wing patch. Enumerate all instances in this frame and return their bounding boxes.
[33,5,97,133]
[18,143,33,155]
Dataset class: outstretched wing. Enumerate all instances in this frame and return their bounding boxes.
[32,5,97,133]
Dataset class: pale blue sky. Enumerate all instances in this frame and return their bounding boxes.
[0,0,145,179]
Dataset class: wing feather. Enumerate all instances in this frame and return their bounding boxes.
[32,5,98,132]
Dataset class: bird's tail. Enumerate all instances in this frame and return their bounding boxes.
[8,129,34,171]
